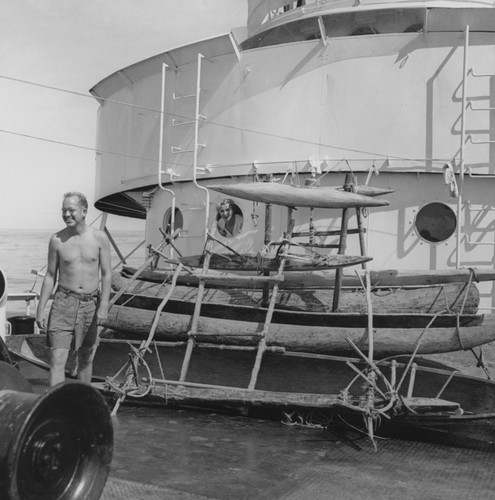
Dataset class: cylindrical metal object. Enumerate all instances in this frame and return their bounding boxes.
[0,372,113,500]
[0,266,8,341]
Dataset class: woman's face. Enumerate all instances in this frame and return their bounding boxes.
[219,204,233,221]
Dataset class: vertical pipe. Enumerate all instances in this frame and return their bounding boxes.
[158,63,176,258]
[457,25,470,268]
[192,53,210,242]
[0,267,8,341]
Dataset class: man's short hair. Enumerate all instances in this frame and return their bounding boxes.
[64,191,88,210]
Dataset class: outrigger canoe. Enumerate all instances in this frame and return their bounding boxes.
[115,266,481,315]
[208,182,390,208]
[101,302,495,357]
[128,265,495,290]
[6,334,495,451]
[180,252,372,272]
[105,266,491,357]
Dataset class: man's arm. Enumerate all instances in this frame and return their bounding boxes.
[96,230,112,324]
[36,235,58,330]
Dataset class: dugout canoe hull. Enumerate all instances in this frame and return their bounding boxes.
[106,267,492,356]
[102,302,495,357]
[6,334,495,435]
[113,269,480,315]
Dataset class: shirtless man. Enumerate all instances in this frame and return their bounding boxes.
[36,192,111,386]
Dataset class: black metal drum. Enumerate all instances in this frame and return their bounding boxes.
[0,362,113,500]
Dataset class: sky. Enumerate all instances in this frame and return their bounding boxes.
[0,0,247,230]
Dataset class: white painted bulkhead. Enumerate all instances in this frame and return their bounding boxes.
[90,3,495,310]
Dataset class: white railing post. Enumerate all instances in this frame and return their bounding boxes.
[192,53,210,242]
[457,25,469,269]
[157,62,177,256]
[0,267,8,341]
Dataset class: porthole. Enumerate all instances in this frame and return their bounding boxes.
[216,199,243,238]
[162,207,183,235]
[415,203,456,243]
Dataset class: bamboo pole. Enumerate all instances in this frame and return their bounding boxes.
[332,173,353,311]
[109,239,170,309]
[355,208,367,269]
[262,202,273,307]
[248,211,294,390]
[179,227,216,382]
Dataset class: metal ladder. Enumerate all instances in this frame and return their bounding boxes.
[460,26,495,253]
[158,53,211,244]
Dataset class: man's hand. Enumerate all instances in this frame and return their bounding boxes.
[96,306,108,327]
[36,311,48,331]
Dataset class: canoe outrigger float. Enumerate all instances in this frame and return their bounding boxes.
[8,0,495,448]
[6,328,495,450]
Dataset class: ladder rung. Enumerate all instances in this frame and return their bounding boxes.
[171,147,193,153]
[470,69,495,78]
[468,135,495,145]
[171,144,206,153]
[468,102,495,112]
[173,92,196,100]
[195,165,210,175]
[465,236,495,246]
[172,116,206,126]
[172,119,194,126]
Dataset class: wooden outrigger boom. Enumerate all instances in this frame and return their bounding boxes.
[120,265,495,290]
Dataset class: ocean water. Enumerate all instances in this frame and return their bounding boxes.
[0,228,145,315]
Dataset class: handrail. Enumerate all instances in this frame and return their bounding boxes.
[466,167,495,179]
[467,101,495,112]
[456,24,469,269]
[192,53,210,243]
[470,69,495,78]
[467,134,495,145]
[7,292,39,302]
[6,292,39,320]
[158,63,173,191]
[465,236,495,246]
[157,62,177,258]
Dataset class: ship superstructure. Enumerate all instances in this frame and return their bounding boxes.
[90,0,495,310]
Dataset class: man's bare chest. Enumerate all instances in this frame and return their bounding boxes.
[58,242,99,265]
